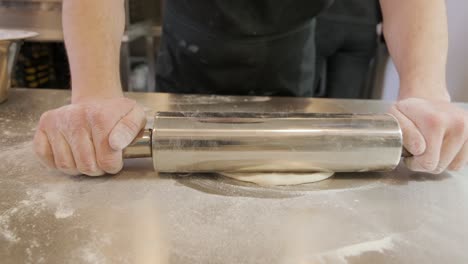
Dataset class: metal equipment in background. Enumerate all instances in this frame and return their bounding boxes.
[0,29,37,103]
[12,42,68,88]
[0,0,162,91]
[124,112,404,173]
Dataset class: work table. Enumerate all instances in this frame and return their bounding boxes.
[1,89,468,264]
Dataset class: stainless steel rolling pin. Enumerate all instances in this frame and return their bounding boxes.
[123,112,406,173]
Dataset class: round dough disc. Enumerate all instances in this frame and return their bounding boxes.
[221,172,335,186]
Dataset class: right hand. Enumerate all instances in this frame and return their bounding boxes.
[33,97,146,176]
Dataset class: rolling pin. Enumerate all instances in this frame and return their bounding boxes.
[123,112,407,173]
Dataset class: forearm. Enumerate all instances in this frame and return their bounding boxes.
[380,0,450,101]
[63,0,125,102]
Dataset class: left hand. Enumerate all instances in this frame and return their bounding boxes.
[389,97,468,174]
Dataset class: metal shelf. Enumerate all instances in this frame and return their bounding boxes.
[0,0,160,92]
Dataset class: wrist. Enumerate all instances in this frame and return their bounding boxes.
[72,86,124,104]
[398,78,451,102]
[71,78,124,104]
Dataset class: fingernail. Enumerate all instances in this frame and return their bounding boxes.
[405,159,425,172]
[62,169,81,176]
[106,161,124,175]
[434,167,445,174]
[409,142,424,156]
[109,128,134,150]
[84,168,106,177]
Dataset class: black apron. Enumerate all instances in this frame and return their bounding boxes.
[319,0,381,25]
[314,0,382,99]
[156,0,332,97]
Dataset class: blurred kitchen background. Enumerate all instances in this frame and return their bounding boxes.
[0,0,162,92]
[0,0,466,102]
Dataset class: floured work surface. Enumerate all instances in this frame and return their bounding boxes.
[1,89,468,264]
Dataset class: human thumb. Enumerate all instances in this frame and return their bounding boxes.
[109,105,147,151]
[389,107,426,158]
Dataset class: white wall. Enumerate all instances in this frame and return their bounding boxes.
[446,0,468,102]
[381,0,468,102]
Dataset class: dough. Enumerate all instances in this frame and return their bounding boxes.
[221,172,334,186]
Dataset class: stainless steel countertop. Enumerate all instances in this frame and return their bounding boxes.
[1,89,468,264]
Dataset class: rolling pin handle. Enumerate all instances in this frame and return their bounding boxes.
[123,128,153,159]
